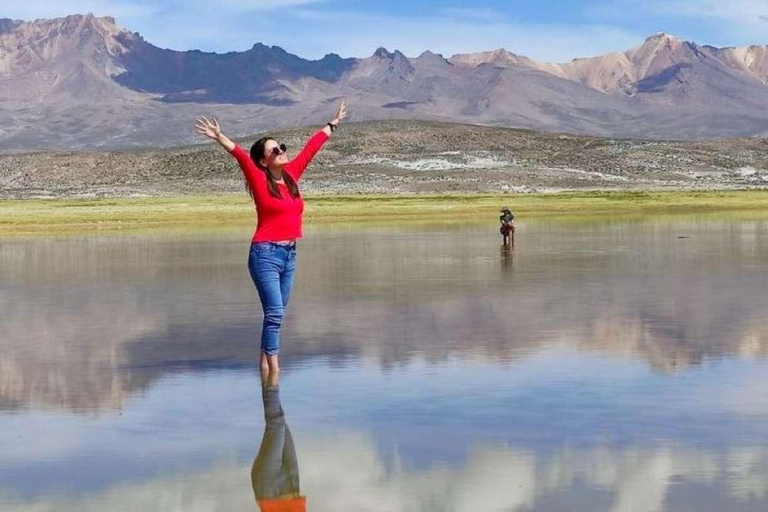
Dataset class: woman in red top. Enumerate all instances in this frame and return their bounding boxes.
[195,101,347,373]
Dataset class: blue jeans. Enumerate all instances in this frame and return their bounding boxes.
[248,242,297,355]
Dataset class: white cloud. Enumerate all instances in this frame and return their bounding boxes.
[590,0,768,22]
[589,0,768,43]
[659,0,768,23]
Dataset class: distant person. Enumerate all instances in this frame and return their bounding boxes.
[195,101,347,374]
[500,206,515,250]
[252,370,305,512]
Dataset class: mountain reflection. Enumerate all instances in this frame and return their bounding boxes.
[2,217,768,412]
[1,435,765,511]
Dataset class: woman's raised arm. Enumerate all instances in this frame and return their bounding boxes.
[286,101,347,180]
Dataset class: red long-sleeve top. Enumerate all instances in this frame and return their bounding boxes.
[229,130,329,243]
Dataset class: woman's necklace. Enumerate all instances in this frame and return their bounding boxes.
[269,168,284,184]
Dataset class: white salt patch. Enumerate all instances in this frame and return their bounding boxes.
[736,166,759,176]
[349,153,513,171]
[393,159,468,171]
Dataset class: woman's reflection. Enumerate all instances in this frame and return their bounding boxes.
[252,371,306,512]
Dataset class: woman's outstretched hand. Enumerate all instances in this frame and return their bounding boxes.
[195,116,222,140]
[324,100,347,136]
[334,100,347,124]
[195,116,235,152]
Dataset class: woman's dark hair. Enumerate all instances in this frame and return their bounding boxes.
[248,137,300,199]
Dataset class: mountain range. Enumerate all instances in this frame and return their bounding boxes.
[2,14,768,149]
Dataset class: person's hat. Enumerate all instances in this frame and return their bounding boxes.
[500,206,510,211]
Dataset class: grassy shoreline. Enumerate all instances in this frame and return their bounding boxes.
[2,190,768,236]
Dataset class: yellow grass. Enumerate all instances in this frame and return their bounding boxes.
[2,190,768,236]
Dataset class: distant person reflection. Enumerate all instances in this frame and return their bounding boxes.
[501,244,515,272]
[252,371,305,512]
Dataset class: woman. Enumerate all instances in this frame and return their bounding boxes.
[195,101,347,373]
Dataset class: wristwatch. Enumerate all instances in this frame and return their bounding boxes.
[327,122,337,132]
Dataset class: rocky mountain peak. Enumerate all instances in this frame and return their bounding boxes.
[717,44,768,82]
[631,32,690,59]
[366,47,413,74]
[622,31,701,81]
[644,32,682,44]
[490,48,512,57]
[53,13,123,37]
[1,14,129,48]
[0,18,21,34]
[373,47,393,58]
[448,47,533,68]
[415,50,450,66]
[0,14,138,101]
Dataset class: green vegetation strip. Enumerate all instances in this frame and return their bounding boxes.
[2,190,768,236]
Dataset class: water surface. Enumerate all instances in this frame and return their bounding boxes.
[2,215,768,511]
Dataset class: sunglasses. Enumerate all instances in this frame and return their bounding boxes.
[269,143,287,157]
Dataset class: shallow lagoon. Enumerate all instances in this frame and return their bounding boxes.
[2,215,768,511]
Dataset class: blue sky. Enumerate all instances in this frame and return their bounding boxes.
[4,0,768,61]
